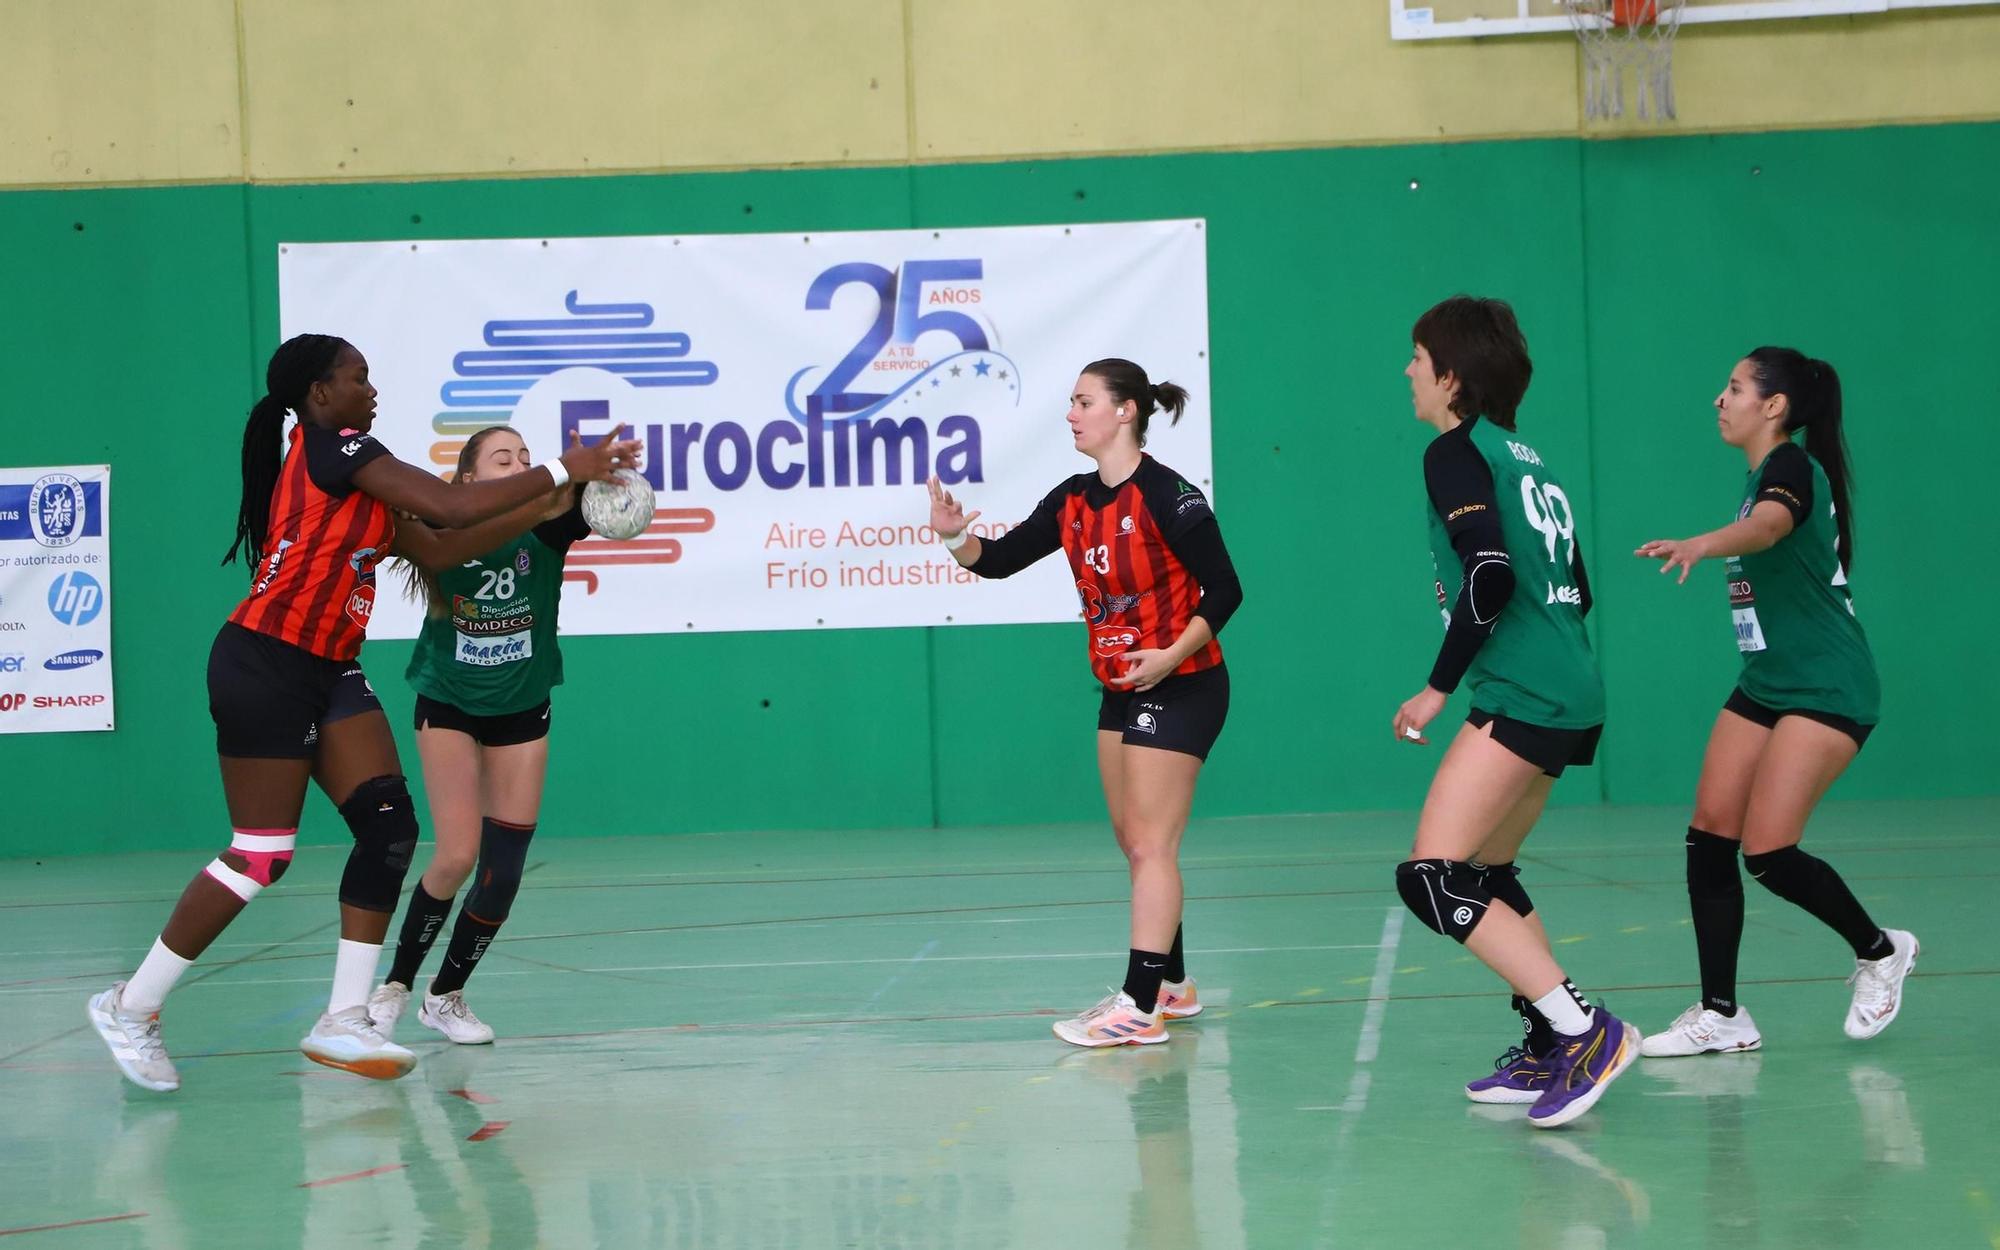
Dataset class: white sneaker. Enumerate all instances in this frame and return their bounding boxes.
[1051,990,1168,1047]
[367,981,411,1037]
[1845,929,1919,1040]
[1640,1003,1763,1057]
[300,1005,418,1079]
[86,983,179,1092]
[419,989,496,1045]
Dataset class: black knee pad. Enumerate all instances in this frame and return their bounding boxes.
[337,775,419,912]
[1686,827,1742,897]
[1742,845,1821,905]
[1473,860,1534,918]
[1396,859,1493,943]
[463,819,534,923]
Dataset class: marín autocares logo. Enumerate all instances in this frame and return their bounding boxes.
[29,473,85,547]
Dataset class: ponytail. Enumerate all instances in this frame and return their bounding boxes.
[1082,358,1191,447]
[1746,346,1855,570]
[223,334,351,567]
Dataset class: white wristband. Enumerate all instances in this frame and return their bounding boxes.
[941,528,970,551]
[545,458,571,490]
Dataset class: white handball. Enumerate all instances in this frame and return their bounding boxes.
[580,468,655,540]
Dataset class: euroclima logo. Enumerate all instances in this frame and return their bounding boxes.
[425,276,1018,595]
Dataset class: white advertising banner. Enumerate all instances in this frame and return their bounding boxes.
[0,465,113,733]
[278,220,1212,637]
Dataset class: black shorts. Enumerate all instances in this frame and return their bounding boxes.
[414,693,552,747]
[1468,708,1602,778]
[1097,664,1230,761]
[207,621,381,759]
[1724,687,1873,750]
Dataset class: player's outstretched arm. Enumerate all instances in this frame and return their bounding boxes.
[356,429,640,529]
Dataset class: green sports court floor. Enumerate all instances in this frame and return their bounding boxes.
[3,798,1995,1248]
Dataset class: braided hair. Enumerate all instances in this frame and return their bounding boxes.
[223,334,350,567]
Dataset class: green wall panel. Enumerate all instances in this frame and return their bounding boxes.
[1,123,1989,857]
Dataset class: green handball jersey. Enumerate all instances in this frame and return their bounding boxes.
[1425,417,1605,730]
[1726,442,1879,723]
[406,507,590,716]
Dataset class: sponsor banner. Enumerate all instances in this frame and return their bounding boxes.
[0,465,114,733]
[279,220,1212,636]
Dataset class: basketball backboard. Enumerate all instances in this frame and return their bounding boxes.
[1391,0,1995,40]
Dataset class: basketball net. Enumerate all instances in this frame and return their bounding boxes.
[1560,0,1684,122]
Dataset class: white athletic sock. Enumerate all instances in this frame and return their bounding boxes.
[329,939,382,1015]
[1532,983,1595,1036]
[123,938,194,1014]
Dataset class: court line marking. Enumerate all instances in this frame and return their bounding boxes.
[297,1164,408,1189]
[0,1212,147,1238]
[3,833,1989,910]
[9,965,1994,1068]
[0,943,1385,998]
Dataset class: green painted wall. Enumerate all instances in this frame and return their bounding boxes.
[2,123,1990,857]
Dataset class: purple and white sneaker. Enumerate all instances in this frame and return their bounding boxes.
[1528,1010,1637,1129]
[1465,1045,1554,1105]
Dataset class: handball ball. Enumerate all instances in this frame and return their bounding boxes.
[580,468,655,540]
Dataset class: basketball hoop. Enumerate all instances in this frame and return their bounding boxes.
[1559,0,1684,122]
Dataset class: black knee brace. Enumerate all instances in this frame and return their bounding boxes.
[1742,845,1825,907]
[1396,858,1493,942]
[462,818,534,924]
[337,775,419,912]
[1473,860,1534,918]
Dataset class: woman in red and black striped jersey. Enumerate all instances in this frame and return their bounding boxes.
[88,334,638,1092]
[930,358,1243,1048]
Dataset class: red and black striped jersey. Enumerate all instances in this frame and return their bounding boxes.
[227,424,396,661]
[971,455,1238,688]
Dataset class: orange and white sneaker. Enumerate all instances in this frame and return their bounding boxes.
[1053,990,1168,1048]
[1157,978,1203,1019]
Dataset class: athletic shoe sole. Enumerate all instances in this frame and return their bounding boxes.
[1639,1036,1763,1058]
[1465,1084,1543,1105]
[1052,1022,1170,1048]
[299,1045,417,1080]
[1530,1022,1637,1130]
[1160,1002,1203,1019]
[418,1008,495,1046]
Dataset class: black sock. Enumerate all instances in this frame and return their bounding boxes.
[1123,948,1170,1014]
[387,881,453,989]
[1164,926,1186,984]
[430,904,503,996]
[1743,844,1885,960]
[1513,994,1556,1057]
[1687,828,1744,1016]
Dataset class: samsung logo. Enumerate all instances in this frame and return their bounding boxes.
[44,648,104,671]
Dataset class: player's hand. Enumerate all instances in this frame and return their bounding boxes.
[559,426,644,484]
[1393,686,1446,745]
[1635,537,1704,584]
[1111,648,1177,692]
[927,474,981,538]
